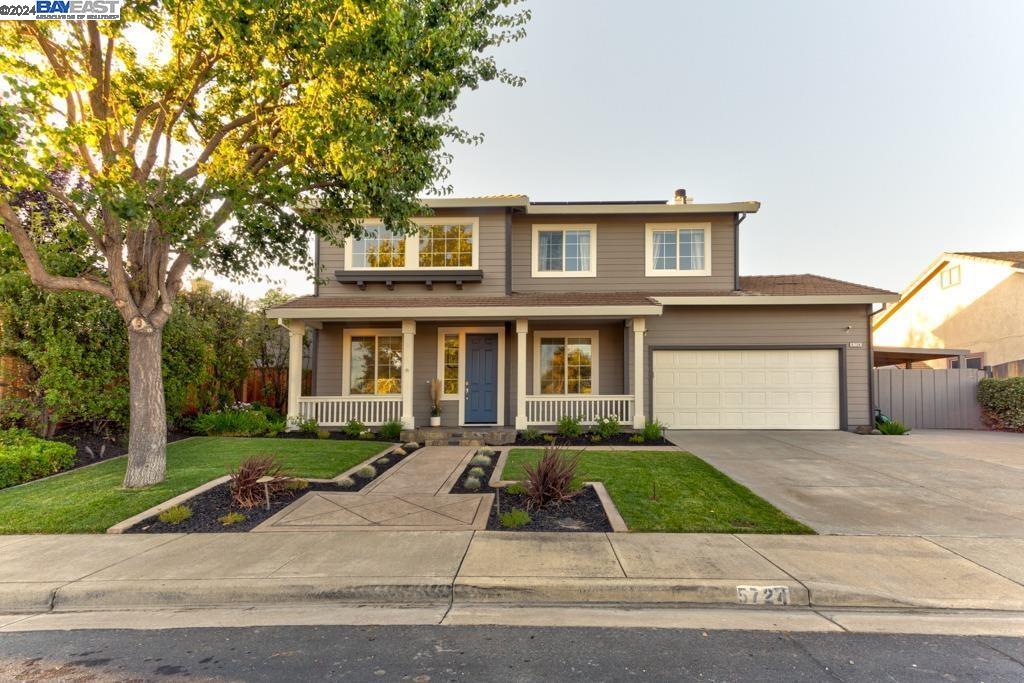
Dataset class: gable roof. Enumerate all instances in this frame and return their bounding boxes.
[738,274,895,297]
[872,250,1024,330]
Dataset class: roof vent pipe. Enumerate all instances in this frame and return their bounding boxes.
[673,188,690,205]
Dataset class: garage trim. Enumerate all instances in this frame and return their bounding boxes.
[647,344,849,430]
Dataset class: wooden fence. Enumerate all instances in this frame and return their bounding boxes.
[990,359,1024,379]
[873,368,986,430]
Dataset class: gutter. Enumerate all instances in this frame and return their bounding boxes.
[734,212,747,291]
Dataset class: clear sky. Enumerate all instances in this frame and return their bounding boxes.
[207,0,1024,298]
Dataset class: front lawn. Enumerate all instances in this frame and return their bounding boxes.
[0,437,388,534]
[504,449,814,534]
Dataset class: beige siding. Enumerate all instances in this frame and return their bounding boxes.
[640,305,872,428]
[511,213,736,293]
[317,207,507,297]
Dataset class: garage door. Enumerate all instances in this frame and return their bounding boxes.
[652,349,840,429]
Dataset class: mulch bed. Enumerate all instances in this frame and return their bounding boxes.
[449,451,500,494]
[488,486,612,532]
[125,448,408,534]
[277,431,403,443]
[55,426,191,471]
[514,432,671,447]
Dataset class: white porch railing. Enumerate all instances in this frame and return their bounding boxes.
[524,395,634,426]
[297,396,402,427]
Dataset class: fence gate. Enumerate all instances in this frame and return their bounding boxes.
[873,368,986,430]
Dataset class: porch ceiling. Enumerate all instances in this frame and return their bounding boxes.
[267,293,663,321]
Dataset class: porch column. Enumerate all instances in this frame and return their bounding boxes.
[632,317,647,429]
[285,320,305,430]
[401,319,416,429]
[515,319,528,430]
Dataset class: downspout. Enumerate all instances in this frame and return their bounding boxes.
[311,234,321,393]
[504,208,513,295]
[866,303,886,429]
[734,213,747,291]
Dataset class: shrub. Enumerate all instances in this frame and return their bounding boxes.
[594,415,622,440]
[285,478,309,491]
[978,377,1024,431]
[0,429,76,488]
[505,482,526,495]
[193,406,276,437]
[377,457,391,466]
[877,420,910,435]
[337,476,355,488]
[522,444,581,510]
[519,428,542,442]
[357,465,377,478]
[295,417,319,434]
[158,505,192,525]
[218,511,246,526]
[316,430,331,440]
[358,431,375,440]
[229,455,292,508]
[468,466,485,477]
[478,446,496,457]
[378,420,404,441]
[628,434,644,444]
[463,476,481,490]
[499,508,531,529]
[640,420,664,442]
[343,419,366,437]
[556,415,584,439]
[470,454,492,467]
[590,434,602,443]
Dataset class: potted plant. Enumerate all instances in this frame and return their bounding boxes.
[429,378,443,427]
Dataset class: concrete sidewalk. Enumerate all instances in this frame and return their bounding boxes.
[2,531,1024,614]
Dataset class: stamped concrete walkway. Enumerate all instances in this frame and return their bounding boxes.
[254,447,493,532]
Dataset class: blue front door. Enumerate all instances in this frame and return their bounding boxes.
[465,333,499,423]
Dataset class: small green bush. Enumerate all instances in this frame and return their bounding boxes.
[628,434,644,444]
[378,420,404,441]
[376,457,391,466]
[478,446,496,457]
[285,478,310,491]
[0,429,76,489]
[358,431,375,440]
[343,419,366,437]
[877,420,910,435]
[316,430,331,440]
[505,482,526,495]
[594,415,622,439]
[337,476,355,488]
[218,511,246,526]
[463,476,481,490]
[556,415,584,439]
[158,505,192,525]
[468,466,485,477]
[470,454,492,466]
[295,418,319,434]
[978,377,1024,431]
[193,406,277,437]
[499,508,531,529]
[357,465,377,478]
[519,428,542,442]
[640,420,664,442]
[590,434,602,443]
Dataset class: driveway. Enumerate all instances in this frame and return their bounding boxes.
[667,430,1024,537]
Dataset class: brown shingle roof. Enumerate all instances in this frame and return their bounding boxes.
[738,274,897,297]
[951,251,1024,268]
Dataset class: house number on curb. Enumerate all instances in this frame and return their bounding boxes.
[736,585,790,606]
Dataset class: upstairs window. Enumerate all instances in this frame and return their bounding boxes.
[531,225,597,277]
[645,223,711,276]
[940,265,961,288]
[344,218,478,271]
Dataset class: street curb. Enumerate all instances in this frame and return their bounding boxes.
[0,583,63,612]
[452,577,811,606]
[51,577,453,611]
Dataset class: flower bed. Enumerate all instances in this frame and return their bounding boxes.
[514,432,671,447]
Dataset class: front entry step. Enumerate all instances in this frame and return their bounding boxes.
[406,427,516,447]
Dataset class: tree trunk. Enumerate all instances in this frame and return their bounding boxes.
[122,325,167,488]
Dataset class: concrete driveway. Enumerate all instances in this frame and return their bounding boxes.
[668,430,1024,537]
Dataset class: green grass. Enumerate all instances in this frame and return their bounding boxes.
[0,437,388,534]
[504,449,814,534]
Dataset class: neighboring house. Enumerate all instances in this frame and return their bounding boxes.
[872,251,1024,372]
[267,192,897,433]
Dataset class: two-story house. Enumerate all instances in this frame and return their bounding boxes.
[267,192,898,436]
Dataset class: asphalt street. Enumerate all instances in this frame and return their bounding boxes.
[1,625,1023,682]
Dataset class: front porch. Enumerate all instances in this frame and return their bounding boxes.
[275,301,657,432]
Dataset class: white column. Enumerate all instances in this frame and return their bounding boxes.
[401,319,416,429]
[285,320,305,430]
[632,317,646,429]
[515,319,528,430]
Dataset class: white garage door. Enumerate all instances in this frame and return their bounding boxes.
[652,349,840,430]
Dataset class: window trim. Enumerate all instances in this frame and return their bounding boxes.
[343,217,480,272]
[435,326,506,425]
[644,222,712,277]
[341,328,403,396]
[530,224,598,278]
[532,329,600,396]
[940,264,961,289]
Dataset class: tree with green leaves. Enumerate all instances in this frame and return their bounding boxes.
[0,2,527,486]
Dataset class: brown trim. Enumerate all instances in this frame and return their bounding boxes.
[334,269,484,290]
[646,344,850,431]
